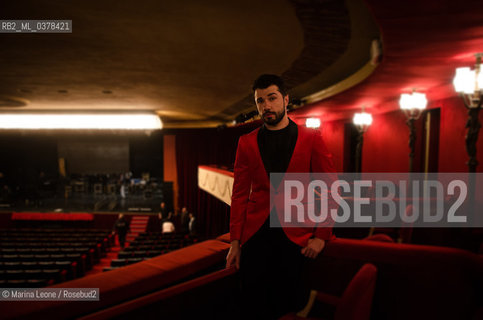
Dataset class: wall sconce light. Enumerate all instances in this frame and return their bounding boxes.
[399,91,427,120]
[399,90,428,172]
[306,117,321,129]
[353,109,373,133]
[453,53,483,173]
[352,107,373,173]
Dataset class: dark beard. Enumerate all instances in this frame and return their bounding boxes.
[262,104,286,126]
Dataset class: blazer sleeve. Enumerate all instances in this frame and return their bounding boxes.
[310,129,338,241]
[230,136,251,242]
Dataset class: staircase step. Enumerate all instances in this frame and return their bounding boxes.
[126,216,148,244]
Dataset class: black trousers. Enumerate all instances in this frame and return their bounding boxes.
[118,232,127,248]
[239,218,306,320]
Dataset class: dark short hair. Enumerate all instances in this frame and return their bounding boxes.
[252,74,288,96]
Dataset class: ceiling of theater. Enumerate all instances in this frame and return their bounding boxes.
[0,0,379,128]
[289,0,483,123]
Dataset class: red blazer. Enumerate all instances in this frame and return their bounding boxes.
[230,122,337,247]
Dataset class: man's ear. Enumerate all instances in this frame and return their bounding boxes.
[284,94,289,107]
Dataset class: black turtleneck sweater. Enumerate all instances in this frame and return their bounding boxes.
[257,119,298,176]
[256,119,298,237]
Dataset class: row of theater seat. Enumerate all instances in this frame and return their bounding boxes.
[0,228,113,287]
[1,260,77,269]
[0,278,53,288]
[1,268,67,281]
[0,230,109,235]
[1,227,109,232]
[0,236,107,242]
[133,232,189,240]
[117,250,170,259]
[104,232,200,271]
[128,232,198,247]
[0,253,86,262]
[0,229,111,238]
[1,247,95,254]
[0,242,100,248]
[0,250,92,283]
[125,240,196,250]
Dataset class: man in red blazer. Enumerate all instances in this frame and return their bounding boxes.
[226,74,337,319]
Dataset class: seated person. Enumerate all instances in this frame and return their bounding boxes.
[162,218,175,234]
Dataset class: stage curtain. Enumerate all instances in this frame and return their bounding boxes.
[174,122,259,237]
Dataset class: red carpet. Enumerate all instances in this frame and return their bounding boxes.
[84,239,122,276]
[84,215,150,277]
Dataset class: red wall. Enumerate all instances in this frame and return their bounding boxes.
[306,96,483,173]
[362,110,411,172]
[292,117,345,172]
[319,119,345,172]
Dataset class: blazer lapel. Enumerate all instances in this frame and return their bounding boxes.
[286,124,302,173]
[246,127,270,179]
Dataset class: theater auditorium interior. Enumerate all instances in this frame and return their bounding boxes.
[0,0,482,319]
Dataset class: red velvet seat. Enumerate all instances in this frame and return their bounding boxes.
[3,261,20,269]
[20,261,38,269]
[364,233,395,243]
[24,269,43,279]
[5,269,24,280]
[6,279,28,288]
[281,263,377,320]
[27,278,48,287]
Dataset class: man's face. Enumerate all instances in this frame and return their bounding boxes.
[254,85,289,126]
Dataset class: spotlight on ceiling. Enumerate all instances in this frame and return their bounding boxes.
[0,113,163,130]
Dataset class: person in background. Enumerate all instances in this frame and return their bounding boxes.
[188,212,197,236]
[112,213,130,249]
[159,202,168,220]
[158,211,174,233]
[180,207,190,234]
[162,218,175,234]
